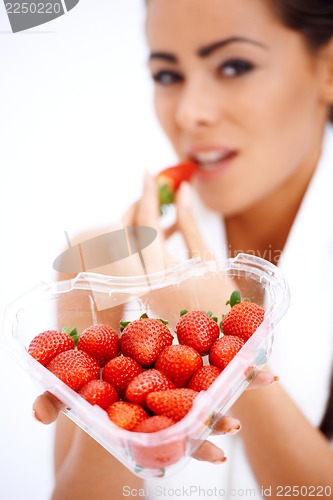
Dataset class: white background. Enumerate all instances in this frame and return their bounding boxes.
[0,1,176,498]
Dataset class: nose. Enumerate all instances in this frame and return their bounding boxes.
[175,76,221,132]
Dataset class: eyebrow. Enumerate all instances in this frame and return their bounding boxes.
[198,36,268,57]
[149,51,178,63]
[149,36,268,63]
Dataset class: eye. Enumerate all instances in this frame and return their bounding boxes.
[219,59,254,78]
[151,70,183,86]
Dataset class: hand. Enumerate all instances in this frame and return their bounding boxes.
[192,371,279,462]
[123,173,212,272]
[32,371,278,464]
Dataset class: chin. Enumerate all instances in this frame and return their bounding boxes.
[196,188,236,216]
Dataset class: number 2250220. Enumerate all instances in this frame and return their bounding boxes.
[5,3,62,14]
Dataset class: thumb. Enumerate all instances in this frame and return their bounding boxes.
[33,392,64,425]
[176,182,215,260]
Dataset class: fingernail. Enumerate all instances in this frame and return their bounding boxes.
[265,373,279,384]
[213,457,227,464]
[261,372,279,385]
[179,181,192,209]
[226,424,242,435]
[32,409,43,423]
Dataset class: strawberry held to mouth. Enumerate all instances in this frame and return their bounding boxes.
[157,160,196,208]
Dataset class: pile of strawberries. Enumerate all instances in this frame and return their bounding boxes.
[28,291,264,469]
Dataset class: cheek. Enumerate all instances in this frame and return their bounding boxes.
[195,87,322,217]
[154,92,178,142]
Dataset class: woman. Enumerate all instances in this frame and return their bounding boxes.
[34,0,333,498]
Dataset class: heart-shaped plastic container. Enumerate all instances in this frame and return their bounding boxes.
[1,254,289,478]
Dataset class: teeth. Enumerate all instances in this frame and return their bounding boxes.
[194,151,229,165]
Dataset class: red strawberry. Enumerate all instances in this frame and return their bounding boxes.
[222,297,265,342]
[188,365,222,391]
[46,350,100,391]
[78,324,119,366]
[126,369,175,405]
[28,328,78,366]
[155,344,203,387]
[146,388,198,422]
[209,335,245,370]
[131,416,185,469]
[133,415,176,433]
[120,317,173,367]
[102,356,143,397]
[78,379,119,409]
[157,160,196,207]
[176,310,220,355]
[106,401,149,430]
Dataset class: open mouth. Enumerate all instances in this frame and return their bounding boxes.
[191,150,237,180]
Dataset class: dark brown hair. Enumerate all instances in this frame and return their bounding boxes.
[272,0,333,123]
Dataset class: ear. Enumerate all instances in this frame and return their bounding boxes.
[319,37,333,105]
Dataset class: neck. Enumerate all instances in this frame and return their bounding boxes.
[224,146,321,266]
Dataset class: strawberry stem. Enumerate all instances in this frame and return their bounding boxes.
[157,318,169,325]
[226,290,241,308]
[62,326,80,346]
[180,309,188,317]
[159,183,174,207]
[120,320,131,332]
[205,311,219,322]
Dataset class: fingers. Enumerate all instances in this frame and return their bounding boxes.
[136,173,161,229]
[176,182,214,260]
[210,415,242,436]
[123,173,160,225]
[246,370,279,391]
[33,392,64,425]
[122,173,160,230]
[122,201,138,227]
[191,415,242,463]
[191,440,227,464]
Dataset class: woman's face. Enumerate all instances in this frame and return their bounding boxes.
[146,0,329,215]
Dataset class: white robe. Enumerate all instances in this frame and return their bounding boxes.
[145,126,333,499]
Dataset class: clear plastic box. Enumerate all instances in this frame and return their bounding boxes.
[1,254,290,478]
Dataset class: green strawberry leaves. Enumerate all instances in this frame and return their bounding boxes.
[226,290,241,308]
[62,326,80,345]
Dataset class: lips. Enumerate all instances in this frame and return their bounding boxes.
[189,147,237,181]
